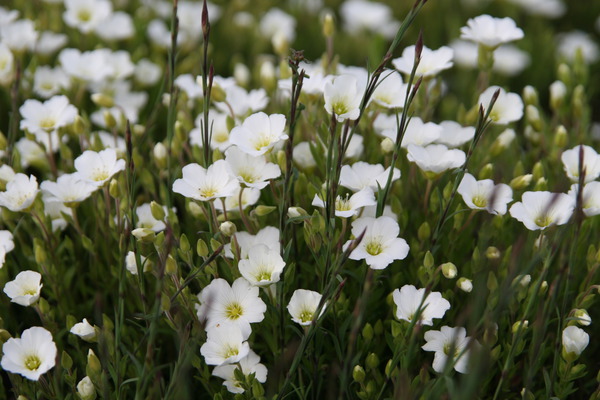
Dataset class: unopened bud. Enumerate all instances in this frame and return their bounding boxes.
[352,365,365,383]
[532,162,544,182]
[197,239,209,257]
[165,255,177,275]
[109,178,120,198]
[554,125,568,148]
[211,84,226,102]
[153,143,167,167]
[418,222,430,242]
[133,124,145,136]
[188,202,203,218]
[526,105,542,132]
[478,163,493,180]
[87,349,101,374]
[573,309,591,326]
[73,116,86,135]
[486,246,501,260]
[381,137,395,154]
[254,205,276,216]
[132,228,155,242]
[323,12,335,38]
[104,110,117,129]
[513,274,531,287]
[512,320,528,334]
[234,63,250,87]
[179,234,190,252]
[150,201,165,221]
[550,80,567,111]
[260,61,276,92]
[91,93,114,108]
[457,277,473,292]
[366,353,379,369]
[219,221,236,237]
[510,174,533,190]
[423,251,434,269]
[288,206,307,219]
[77,376,96,400]
[441,262,457,279]
[362,323,374,341]
[523,85,538,106]
[534,177,547,191]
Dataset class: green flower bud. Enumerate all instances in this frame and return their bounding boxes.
[557,63,571,87]
[573,309,591,326]
[478,163,493,180]
[165,255,177,275]
[103,110,117,129]
[197,239,209,257]
[485,246,500,260]
[423,251,434,270]
[365,353,379,370]
[211,84,226,103]
[510,174,533,190]
[381,137,395,154]
[323,12,335,38]
[526,105,542,132]
[91,93,114,108]
[554,125,568,148]
[418,222,430,242]
[352,365,365,383]
[179,234,190,252]
[441,262,457,279]
[362,323,373,342]
[254,205,276,216]
[150,201,166,221]
[219,221,236,237]
[87,349,101,374]
[523,85,538,106]
[457,277,473,292]
[512,320,528,334]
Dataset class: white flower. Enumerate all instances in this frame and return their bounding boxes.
[381,117,442,149]
[0,230,14,269]
[214,187,260,212]
[229,112,288,157]
[393,285,450,326]
[435,121,475,148]
[259,8,296,46]
[339,162,400,192]
[76,376,96,400]
[1,327,57,381]
[70,318,96,341]
[0,19,38,52]
[20,95,78,135]
[457,173,513,215]
[561,145,600,183]
[324,75,361,122]
[173,160,239,202]
[212,349,268,394]
[200,322,250,366]
[422,326,479,373]
[0,42,14,85]
[393,45,454,77]
[134,59,162,87]
[35,31,68,56]
[125,251,149,275]
[479,86,524,125]
[226,226,280,259]
[0,173,39,212]
[3,270,42,306]
[340,0,398,39]
[573,309,592,327]
[95,11,134,41]
[41,174,97,206]
[59,48,114,83]
[63,0,112,34]
[225,146,281,189]
[507,0,565,18]
[215,85,268,118]
[74,148,126,187]
[196,278,267,338]
[509,191,575,230]
[312,189,376,218]
[343,216,409,269]
[568,183,600,217]
[557,31,599,64]
[407,144,466,176]
[293,142,317,169]
[562,326,589,360]
[238,245,286,287]
[457,278,473,293]
[190,112,232,151]
[136,203,168,232]
[371,70,408,109]
[345,134,364,159]
[450,40,530,76]
[43,196,72,232]
[460,15,524,49]
[0,7,18,26]
[33,67,71,99]
[287,289,325,326]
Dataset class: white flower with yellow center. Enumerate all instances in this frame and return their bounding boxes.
[422,326,479,373]
[343,216,409,269]
[312,189,376,218]
[407,144,466,177]
[63,0,112,34]
[371,70,407,109]
[225,226,280,259]
[196,277,267,338]
[0,173,39,212]
[561,145,600,183]
[238,245,286,287]
[287,289,325,326]
[460,15,524,49]
[1,327,57,381]
[225,146,281,189]
[457,173,513,215]
[381,117,442,149]
[41,173,97,206]
[478,86,523,125]
[229,112,288,156]
[562,326,589,361]
[393,45,454,77]
[324,74,361,122]
[173,160,239,202]
[19,95,78,135]
[435,121,476,148]
[393,285,451,326]
[509,191,575,230]
[201,322,250,366]
[568,182,600,217]
[74,148,126,187]
[212,349,268,394]
[339,162,400,192]
[3,270,42,307]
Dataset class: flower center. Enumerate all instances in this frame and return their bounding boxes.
[332,100,350,116]
[199,187,217,199]
[77,9,92,22]
[335,195,352,211]
[23,288,38,296]
[252,134,272,151]
[214,131,229,144]
[443,343,460,358]
[225,302,243,320]
[535,214,552,228]
[25,355,41,371]
[39,117,56,130]
[255,269,271,282]
[90,168,110,182]
[240,172,256,184]
[223,345,239,359]
[365,241,383,256]
[299,309,313,323]
[472,195,487,208]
